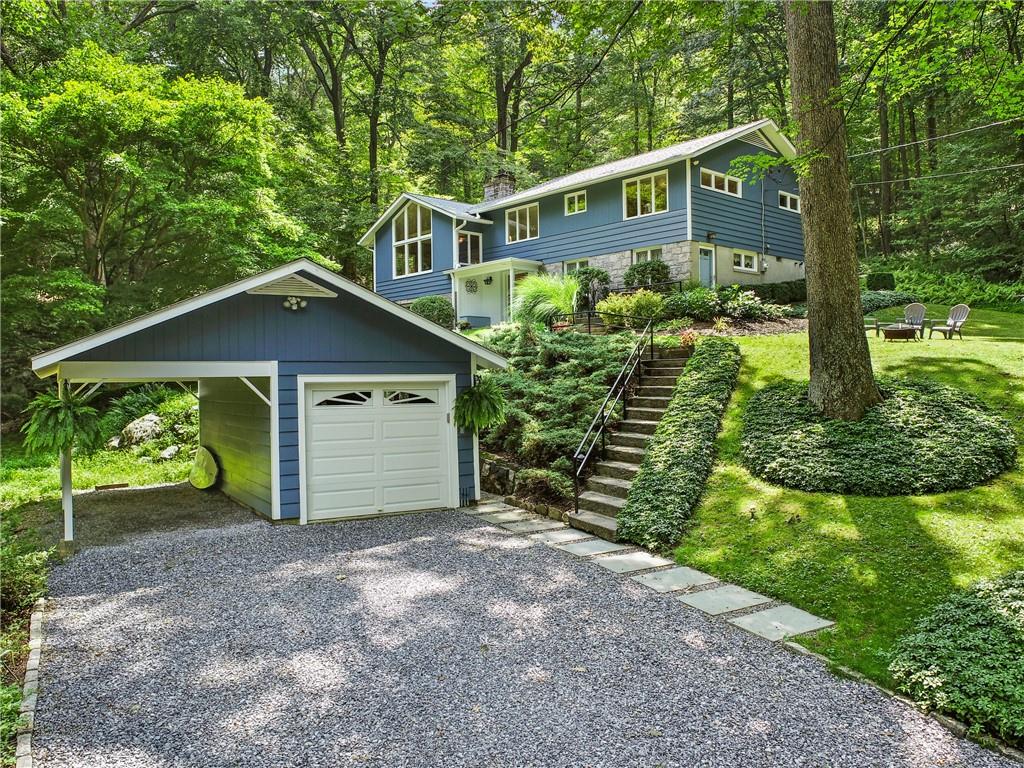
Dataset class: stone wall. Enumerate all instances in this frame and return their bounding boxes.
[479,454,569,522]
[587,240,692,287]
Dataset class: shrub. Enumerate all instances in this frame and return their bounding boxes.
[511,273,579,325]
[866,272,896,291]
[664,287,720,321]
[891,267,1024,312]
[742,377,1017,495]
[515,468,573,502]
[623,259,670,288]
[595,289,663,328]
[749,279,807,304]
[717,285,785,320]
[453,376,507,432]
[0,683,22,765]
[860,289,918,315]
[617,339,741,550]
[571,266,611,309]
[410,295,455,328]
[889,570,1024,746]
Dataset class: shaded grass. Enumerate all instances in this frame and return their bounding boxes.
[675,306,1024,687]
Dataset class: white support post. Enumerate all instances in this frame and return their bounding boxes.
[508,267,515,321]
[57,376,74,543]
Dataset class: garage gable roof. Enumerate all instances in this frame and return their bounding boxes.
[32,259,508,376]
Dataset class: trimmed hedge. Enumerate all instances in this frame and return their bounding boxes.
[410,295,455,327]
[749,278,807,305]
[617,338,741,549]
[623,259,671,288]
[889,570,1024,747]
[742,377,1017,495]
[860,289,918,315]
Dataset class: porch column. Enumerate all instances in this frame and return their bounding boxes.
[508,267,515,321]
[58,376,74,542]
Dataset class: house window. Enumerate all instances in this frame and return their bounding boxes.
[458,231,482,266]
[733,250,758,273]
[623,170,669,219]
[632,247,663,264]
[506,203,539,243]
[779,191,801,212]
[564,190,587,216]
[392,202,432,278]
[564,258,588,274]
[700,168,742,198]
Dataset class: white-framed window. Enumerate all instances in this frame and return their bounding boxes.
[779,190,801,213]
[623,169,669,219]
[457,231,482,266]
[732,249,758,273]
[564,190,587,216]
[632,246,663,264]
[506,203,539,243]
[700,168,742,198]
[392,202,432,278]
[564,258,589,274]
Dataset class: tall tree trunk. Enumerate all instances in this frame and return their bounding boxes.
[897,98,910,193]
[925,93,938,170]
[783,0,881,420]
[907,98,931,259]
[877,83,892,257]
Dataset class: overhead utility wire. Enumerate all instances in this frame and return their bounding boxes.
[848,116,1024,158]
[850,162,1024,186]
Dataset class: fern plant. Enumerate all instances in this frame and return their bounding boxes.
[453,376,507,433]
[21,386,102,455]
[511,274,579,325]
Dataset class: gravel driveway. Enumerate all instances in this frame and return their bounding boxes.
[35,511,1012,768]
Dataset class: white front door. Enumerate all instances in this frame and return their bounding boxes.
[303,382,452,521]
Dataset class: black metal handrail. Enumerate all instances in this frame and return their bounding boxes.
[568,314,655,515]
[547,310,651,334]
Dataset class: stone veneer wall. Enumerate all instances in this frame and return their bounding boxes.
[585,240,692,287]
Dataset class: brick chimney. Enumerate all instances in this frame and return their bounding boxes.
[483,171,516,202]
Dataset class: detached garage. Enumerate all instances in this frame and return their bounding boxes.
[31,259,507,541]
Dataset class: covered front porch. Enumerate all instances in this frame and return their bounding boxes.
[446,257,543,328]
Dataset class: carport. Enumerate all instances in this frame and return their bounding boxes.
[30,259,507,542]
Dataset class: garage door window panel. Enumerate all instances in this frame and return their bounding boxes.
[315,391,372,407]
[385,389,438,405]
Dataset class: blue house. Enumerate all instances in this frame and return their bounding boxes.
[31,260,507,541]
[360,119,805,327]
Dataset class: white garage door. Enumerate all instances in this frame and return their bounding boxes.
[304,382,453,521]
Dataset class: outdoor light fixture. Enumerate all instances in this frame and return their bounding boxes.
[282,296,307,311]
[706,231,717,241]
[483,276,493,285]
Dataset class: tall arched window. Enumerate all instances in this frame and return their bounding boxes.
[393,202,432,277]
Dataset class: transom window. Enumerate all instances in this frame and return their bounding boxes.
[393,202,432,278]
[506,203,539,244]
[564,258,589,274]
[384,389,437,405]
[733,250,758,273]
[632,247,663,264]
[779,191,801,213]
[700,168,742,198]
[623,170,669,219]
[315,391,371,407]
[458,231,482,266]
[564,190,587,216]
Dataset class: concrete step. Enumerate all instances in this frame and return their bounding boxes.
[627,406,667,421]
[645,357,688,370]
[642,366,685,380]
[607,431,651,449]
[618,419,660,435]
[657,349,691,360]
[629,396,671,409]
[636,385,674,398]
[586,474,632,499]
[594,460,640,480]
[606,444,646,463]
[578,490,627,516]
[568,509,618,541]
[641,375,680,387]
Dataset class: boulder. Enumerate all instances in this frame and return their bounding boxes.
[121,413,163,446]
[158,445,180,461]
[105,435,121,450]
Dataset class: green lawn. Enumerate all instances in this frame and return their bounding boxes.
[675,305,1024,687]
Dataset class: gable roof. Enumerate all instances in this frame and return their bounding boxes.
[357,192,491,247]
[32,259,508,376]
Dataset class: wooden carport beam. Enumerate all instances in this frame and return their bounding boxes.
[58,377,74,543]
[239,376,272,407]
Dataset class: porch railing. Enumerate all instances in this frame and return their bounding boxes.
[547,310,652,335]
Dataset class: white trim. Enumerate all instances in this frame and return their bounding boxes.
[391,200,433,279]
[31,259,508,373]
[270,363,280,520]
[698,244,717,286]
[296,374,459,525]
[564,190,587,216]
[444,257,541,278]
[622,169,669,220]
[732,249,759,273]
[357,192,489,248]
[505,202,540,244]
[52,361,275,382]
[778,190,801,213]
[563,258,589,274]
[470,355,481,502]
[631,246,664,264]
[685,159,693,241]
[457,230,483,266]
[371,242,377,292]
[699,167,742,198]
[239,376,272,407]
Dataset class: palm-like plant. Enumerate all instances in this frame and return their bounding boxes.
[21,386,102,455]
[453,376,507,433]
[511,274,579,326]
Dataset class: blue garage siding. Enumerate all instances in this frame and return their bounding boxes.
[478,160,688,268]
[375,208,455,302]
[199,377,273,516]
[691,143,804,261]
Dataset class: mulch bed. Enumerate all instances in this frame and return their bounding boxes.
[691,317,808,336]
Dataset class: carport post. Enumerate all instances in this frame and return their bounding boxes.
[58,376,74,542]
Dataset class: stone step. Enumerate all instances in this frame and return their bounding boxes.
[629,396,671,409]
[657,349,691,360]
[626,406,667,421]
[606,431,651,449]
[578,490,627,516]
[641,375,680,387]
[642,367,685,380]
[636,385,674,398]
[594,460,640,480]
[586,474,632,499]
[617,419,660,435]
[568,509,618,541]
[605,444,647,463]
[645,357,688,370]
